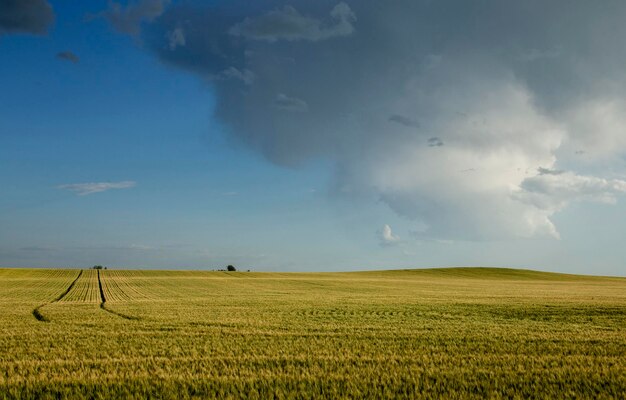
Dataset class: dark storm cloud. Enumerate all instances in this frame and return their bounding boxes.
[0,0,54,35]
[143,0,626,239]
[56,51,79,64]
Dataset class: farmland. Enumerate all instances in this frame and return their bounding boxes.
[0,267,625,399]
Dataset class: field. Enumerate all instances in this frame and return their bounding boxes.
[0,267,625,399]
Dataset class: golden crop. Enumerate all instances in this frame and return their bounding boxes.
[0,267,624,399]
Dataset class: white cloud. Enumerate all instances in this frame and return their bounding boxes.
[515,171,626,212]
[365,73,565,239]
[58,181,136,196]
[559,98,626,161]
[378,224,400,247]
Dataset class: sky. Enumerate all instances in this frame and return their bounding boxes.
[1,0,626,275]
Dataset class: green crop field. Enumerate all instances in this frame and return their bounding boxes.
[0,267,625,399]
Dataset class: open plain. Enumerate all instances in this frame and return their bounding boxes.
[0,267,625,399]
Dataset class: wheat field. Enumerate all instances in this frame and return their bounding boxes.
[0,267,625,399]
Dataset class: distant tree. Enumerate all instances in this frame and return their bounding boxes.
[93,265,103,270]
[227,265,236,272]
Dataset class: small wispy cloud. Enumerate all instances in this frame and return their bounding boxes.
[56,51,79,63]
[428,137,444,147]
[124,244,155,251]
[519,47,561,62]
[274,93,309,112]
[378,224,400,247]
[537,167,565,176]
[167,27,185,50]
[58,181,136,195]
[216,67,255,85]
[388,114,420,128]
[19,245,58,252]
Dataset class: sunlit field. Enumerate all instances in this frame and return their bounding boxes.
[1,267,625,399]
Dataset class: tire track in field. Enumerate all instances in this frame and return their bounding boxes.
[97,270,139,320]
[32,270,83,322]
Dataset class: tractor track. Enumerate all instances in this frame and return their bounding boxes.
[32,269,83,322]
[97,270,139,320]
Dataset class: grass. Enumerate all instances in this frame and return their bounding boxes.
[0,267,625,399]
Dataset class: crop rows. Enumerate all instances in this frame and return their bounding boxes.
[32,270,83,322]
[99,269,150,302]
[0,269,79,303]
[61,269,100,303]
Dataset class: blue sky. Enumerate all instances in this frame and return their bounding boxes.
[1,0,626,275]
